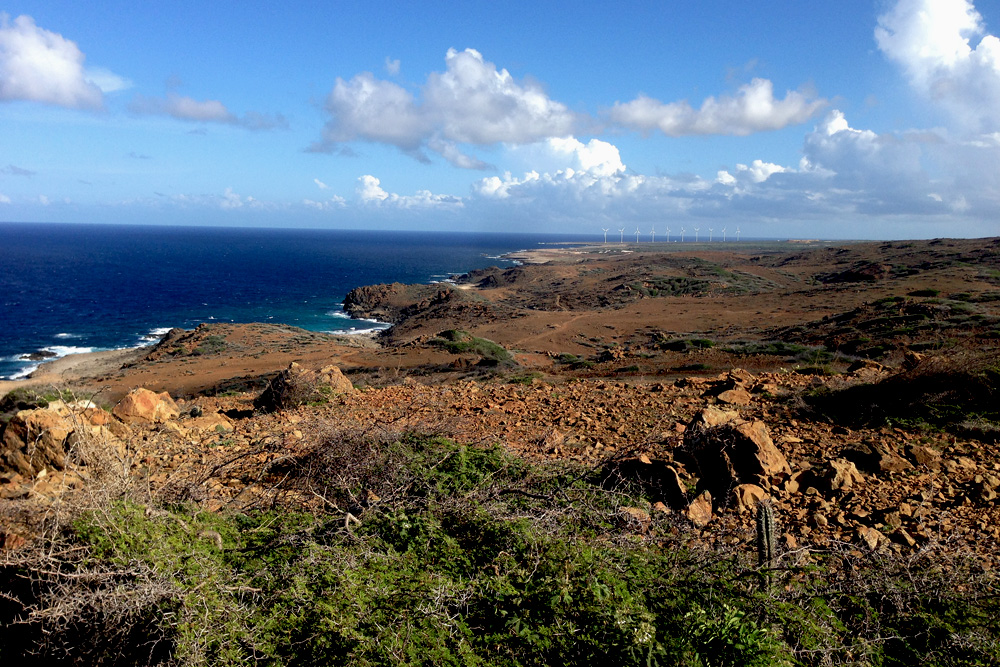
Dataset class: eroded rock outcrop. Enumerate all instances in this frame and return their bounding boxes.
[680,407,790,509]
[255,363,355,412]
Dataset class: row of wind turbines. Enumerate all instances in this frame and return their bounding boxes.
[601,226,741,244]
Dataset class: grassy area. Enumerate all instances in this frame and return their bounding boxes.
[2,431,999,665]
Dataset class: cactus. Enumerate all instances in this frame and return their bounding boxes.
[755,499,776,569]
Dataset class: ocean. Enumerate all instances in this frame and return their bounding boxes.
[0,222,594,380]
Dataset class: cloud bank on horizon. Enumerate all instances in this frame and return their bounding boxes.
[0,1,998,238]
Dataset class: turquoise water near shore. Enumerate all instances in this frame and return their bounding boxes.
[0,223,593,379]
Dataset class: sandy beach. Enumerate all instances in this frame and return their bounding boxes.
[0,347,148,398]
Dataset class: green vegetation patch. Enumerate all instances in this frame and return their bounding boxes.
[430,330,514,366]
[4,434,999,665]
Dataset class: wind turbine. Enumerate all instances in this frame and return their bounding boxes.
[650,227,656,243]
[634,228,641,243]
[618,227,625,244]
[709,227,714,242]
[602,228,609,244]
[694,227,700,243]
[664,226,671,243]
[680,227,686,242]
[721,227,727,242]
[735,227,741,242]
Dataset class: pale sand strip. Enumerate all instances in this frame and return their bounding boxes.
[0,347,148,398]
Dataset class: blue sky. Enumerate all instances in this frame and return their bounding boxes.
[1,0,999,238]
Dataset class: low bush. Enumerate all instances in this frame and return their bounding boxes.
[430,330,515,366]
[3,433,999,665]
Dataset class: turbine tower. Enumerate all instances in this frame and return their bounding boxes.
[618,227,625,244]
[602,228,609,244]
[650,227,656,243]
[694,227,700,243]
[709,227,714,242]
[736,226,741,242]
[665,226,671,243]
[680,227,686,242]
[634,228,641,243]
[721,227,727,242]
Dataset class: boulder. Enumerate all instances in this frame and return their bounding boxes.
[112,388,180,425]
[601,456,688,509]
[254,363,356,412]
[731,483,768,512]
[716,388,752,406]
[685,490,713,527]
[1,409,75,477]
[681,409,791,508]
[817,458,864,494]
[185,413,235,433]
[856,524,888,551]
[840,441,911,475]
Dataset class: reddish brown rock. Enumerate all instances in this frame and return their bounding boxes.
[682,410,790,507]
[731,483,767,512]
[685,490,713,527]
[819,458,864,493]
[856,524,887,550]
[716,388,752,406]
[0,409,75,477]
[112,388,180,425]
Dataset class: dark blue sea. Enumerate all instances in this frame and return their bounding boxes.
[0,223,594,380]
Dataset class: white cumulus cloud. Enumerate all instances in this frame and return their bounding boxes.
[609,78,825,136]
[356,174,463,209]
[314,48,577,168]
[876,0,1000,132]
[0,14,111,109]
[0,192,10,204]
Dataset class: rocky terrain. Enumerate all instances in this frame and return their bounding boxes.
[1,237,999,664]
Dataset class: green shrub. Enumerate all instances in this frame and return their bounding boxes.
[4,434,1000,665]
[430,330,514,366]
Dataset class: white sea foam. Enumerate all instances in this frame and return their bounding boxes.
[35,345,95,358]
[6,345,96,380]
[9,364,39,380]
[54,332,82,339]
